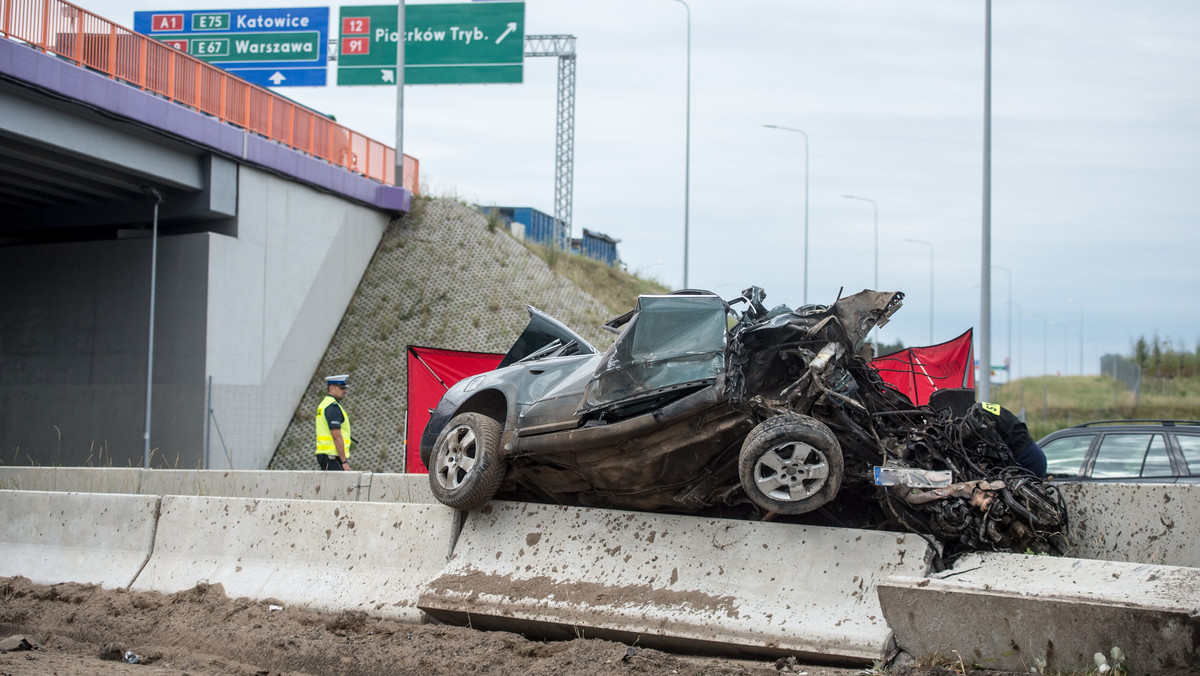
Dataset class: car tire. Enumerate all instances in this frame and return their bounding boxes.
[738,414,843,515]
[428,412,505,511]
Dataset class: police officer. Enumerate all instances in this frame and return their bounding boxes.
[975,401,1047,479]
[929,388,1048,478]
[315,374,352,471]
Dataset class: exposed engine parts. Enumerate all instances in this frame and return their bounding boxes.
[725,287,1069,560]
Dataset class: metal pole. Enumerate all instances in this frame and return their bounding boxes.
[205,374,212,470]
[980,0,993,401]
[763,124,809,304]
[394,1,405,188]
[141,186,163,469]
[671,0,691,289]
[905,238,934,345]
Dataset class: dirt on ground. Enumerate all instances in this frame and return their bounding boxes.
[0,576,1012,676]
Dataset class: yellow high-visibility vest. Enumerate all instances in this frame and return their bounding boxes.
[315,395,351,457]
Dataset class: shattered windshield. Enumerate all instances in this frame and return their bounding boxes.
[581,294,728,412]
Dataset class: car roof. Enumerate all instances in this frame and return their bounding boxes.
[1039,420,1200,443]
[1064,419,1200,429]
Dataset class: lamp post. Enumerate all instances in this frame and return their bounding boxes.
[1029,312,1048,377]
[904,238,934,345]
[142,187,163,469]
[764,124,810,304]
[980,0,994,401]
[843,195,879,344]
[669,0,691,289]
[993,266,1011,383]
[1067,297,1083,375]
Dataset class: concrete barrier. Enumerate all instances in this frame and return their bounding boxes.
[0,467,424,503]
[1059,481,1200,568]
[0,467,55,491]
[0,490,159,589]
[362,473,436,504]
[417,501,932,662]
[136,469,365,501]
[131,495,458,620]
[44,467,143,494]
[229,470,366,501]
[136,469,235,497]
[878,552,1200,673]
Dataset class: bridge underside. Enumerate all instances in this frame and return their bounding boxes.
[0,38,407,469]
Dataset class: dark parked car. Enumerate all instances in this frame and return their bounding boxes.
[420,287,1069,557]
[1039,420,1200,483]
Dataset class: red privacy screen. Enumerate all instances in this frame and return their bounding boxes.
[869,329,974,406]
[405,346,503,473]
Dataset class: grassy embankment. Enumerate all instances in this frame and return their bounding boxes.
[522,241,671,316]
[990,374,1200,440]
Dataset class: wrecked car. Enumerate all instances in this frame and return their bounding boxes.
[420,288,1068,558]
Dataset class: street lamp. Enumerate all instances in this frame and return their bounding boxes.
[1067,297,1083,375]
[980,0,994,401]
[904,238,934,345]
[1029,312,1048,377]
[669,0,691,289]
[993,266,1012,383]
[763,124,810,304]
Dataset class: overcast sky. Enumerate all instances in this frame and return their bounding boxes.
[89,0,1200,378]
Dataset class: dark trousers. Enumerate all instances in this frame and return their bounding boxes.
[317,454,344,471]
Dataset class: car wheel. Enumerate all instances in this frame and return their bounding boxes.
[738,414,843,515]
[428,412,505,511]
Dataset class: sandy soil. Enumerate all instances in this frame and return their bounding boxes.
[0,576,1008,676]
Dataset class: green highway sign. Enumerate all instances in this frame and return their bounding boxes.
[337,2,525,86]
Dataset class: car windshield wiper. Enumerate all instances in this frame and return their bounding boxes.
[516,339,568,364]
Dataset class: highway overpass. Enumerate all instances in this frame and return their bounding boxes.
[0,23,413,469]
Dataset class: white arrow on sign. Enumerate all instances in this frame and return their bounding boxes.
[268,71,286,85]
[495,22,516,44]
[381,69,395,83]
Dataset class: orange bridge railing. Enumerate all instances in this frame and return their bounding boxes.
[0,0,417,193]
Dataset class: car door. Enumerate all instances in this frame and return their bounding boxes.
[1085,432,1178,483]
[1172,432,1200,484]
[1041,433,1096,480]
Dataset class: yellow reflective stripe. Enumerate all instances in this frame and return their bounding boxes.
[981,402,1001,415]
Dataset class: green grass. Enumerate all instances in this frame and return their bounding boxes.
[990,374,1200,440]
[524,242,670,316]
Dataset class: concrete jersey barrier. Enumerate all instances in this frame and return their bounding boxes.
[0,467,431,504]
[131,495,458,620]
[877,551,1200,673]
[417,501,932,663]
[0,490,160,589]
[1058,481,1200,568]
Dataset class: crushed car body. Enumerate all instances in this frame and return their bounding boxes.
[420,287,1068,560]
